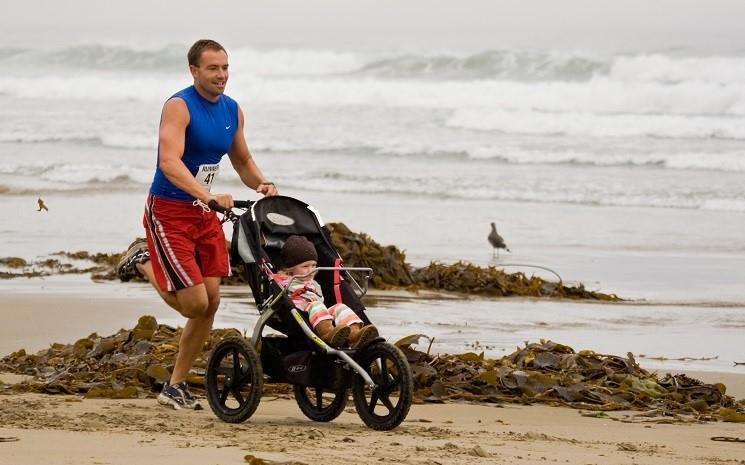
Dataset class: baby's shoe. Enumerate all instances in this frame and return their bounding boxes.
[351,325,379,349]
[321,325,350,348]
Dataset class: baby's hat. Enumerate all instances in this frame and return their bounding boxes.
[280,235,318,268]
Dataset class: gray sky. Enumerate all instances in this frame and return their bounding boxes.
[3,0,744,53]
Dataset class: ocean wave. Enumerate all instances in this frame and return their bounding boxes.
[0,74,186,102]
[0,47,27,60]
[4,44,185,71]
[358,51,745,84]
[0,132,156,150]
[7,44,745,85]
[5,71,744,120]
[3,129,744,173]
[230,49,362,76]
[274,142,745,173]
[446,108,745,140]
[0,161,151,187]
[356,50,607,81]
[458,148,745,173]
[2,44,362,76]
[233,77,745,117]
[3,159,743,213]
[608,54,745,84]
[0,183,136,196]
[271,171,745,212]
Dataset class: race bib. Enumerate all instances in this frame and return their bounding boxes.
[195,163,220,191]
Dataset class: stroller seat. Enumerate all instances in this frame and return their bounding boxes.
[230,196,370,336]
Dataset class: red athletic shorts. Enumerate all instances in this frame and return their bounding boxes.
[142,194,231,292]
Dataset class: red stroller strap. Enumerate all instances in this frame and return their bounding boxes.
[333,258,343,304]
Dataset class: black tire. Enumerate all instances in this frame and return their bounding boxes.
[206,336,263,423]
[352,342,413,430]
[293,384,348,422]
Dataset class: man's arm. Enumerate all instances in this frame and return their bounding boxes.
[227,105,278,197]
[158,98,232,206]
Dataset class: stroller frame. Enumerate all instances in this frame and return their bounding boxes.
[204,196,413,430]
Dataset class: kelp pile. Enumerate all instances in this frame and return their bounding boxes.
[1,224,617,299]
[0,316,239,398]
[324,222,416,288]
[1,317,743,423]
[0,252,119,280]
[397,337,745,423]
[324,222,618,300]
[412,261,613,299]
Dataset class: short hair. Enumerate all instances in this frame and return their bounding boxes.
[187,39,226,67]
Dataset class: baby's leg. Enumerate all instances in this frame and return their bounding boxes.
[328,304,377,348]
[327,303,363,328]
[306,301,334,329]
[307,301,350,347]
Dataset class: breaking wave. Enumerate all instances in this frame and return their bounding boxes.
[6,44,745,84]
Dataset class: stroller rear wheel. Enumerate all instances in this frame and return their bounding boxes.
[206,336,263,423]
[293,384,348,422]
[352,341,413,431]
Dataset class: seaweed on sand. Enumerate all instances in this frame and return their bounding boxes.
[0,251,121,280]
[394,337,745,423]
[1,317,742,423]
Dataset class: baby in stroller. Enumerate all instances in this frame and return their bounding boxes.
[276,235,379,348]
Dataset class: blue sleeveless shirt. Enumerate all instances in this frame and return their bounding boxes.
[150,86,239,201]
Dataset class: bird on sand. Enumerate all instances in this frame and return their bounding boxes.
[37,197,48,212]
[488,222,510,258]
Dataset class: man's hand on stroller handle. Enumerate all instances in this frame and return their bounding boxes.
[207,194,233,210]
[207,198,253,213]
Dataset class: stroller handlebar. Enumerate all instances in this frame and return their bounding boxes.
[207,199,253,213]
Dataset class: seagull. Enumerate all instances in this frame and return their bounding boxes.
[488,222,510,258]
[37,197,48,212]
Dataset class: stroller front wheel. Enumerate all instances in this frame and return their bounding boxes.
[206,336,263,423]
[293,384,349,422]
[352,341,413,430]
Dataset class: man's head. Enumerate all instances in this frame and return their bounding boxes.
[188,39,229,100]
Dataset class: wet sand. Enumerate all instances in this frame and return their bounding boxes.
[0,284,173,356]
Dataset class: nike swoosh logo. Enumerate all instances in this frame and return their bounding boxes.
[225,125,231,130]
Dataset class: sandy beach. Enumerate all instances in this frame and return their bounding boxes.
[2,286,745,465]
[2,393,745,465]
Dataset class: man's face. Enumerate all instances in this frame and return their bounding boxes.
[190,49,229,98]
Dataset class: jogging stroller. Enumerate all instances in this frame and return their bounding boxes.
[204,195,413,430]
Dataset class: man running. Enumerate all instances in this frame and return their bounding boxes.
[117,39,278,409]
